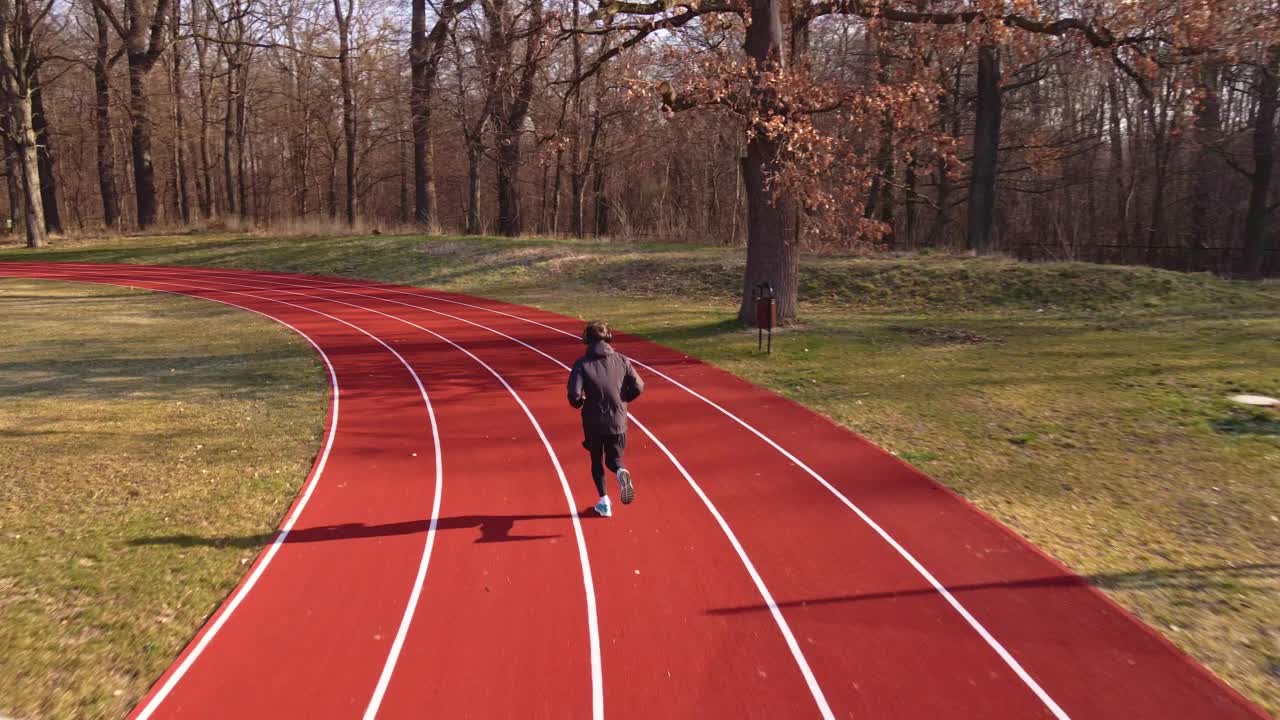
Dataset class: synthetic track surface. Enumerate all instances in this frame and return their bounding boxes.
[1,262,1269,720]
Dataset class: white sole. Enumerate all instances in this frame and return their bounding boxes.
[618,469,635,505]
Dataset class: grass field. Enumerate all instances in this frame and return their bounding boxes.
[0,279,327,718]
[2,232,1278,714]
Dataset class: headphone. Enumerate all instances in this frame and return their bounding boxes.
[582,321,613,344]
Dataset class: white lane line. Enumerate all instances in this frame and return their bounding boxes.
[395,285,1071,720]
[22,263,1067,718]
[67,268,605,720]
[155,267,1067,720]
[21,270,444,720]
[108,266,833,719]
[12,271,345,720]
[391,287,1072,720]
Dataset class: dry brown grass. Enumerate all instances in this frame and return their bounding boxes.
[0,279,326,719]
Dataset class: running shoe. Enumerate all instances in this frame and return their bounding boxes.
[618,469,635,505]
[594,497,612,517]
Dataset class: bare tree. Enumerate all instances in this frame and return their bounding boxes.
[168,0,190,223]
[1242,44,1278,279]
[31,76,59,232]
[190,0,213,217]
[410,0,470,228]
[91,0,120,229]
[966,44,1001,252]
[451,21,488,235]
[482,0,542,236]
[93,0,174,229]
[332,0,354,225]
[8,0,1271,285]
[0,0,49,247]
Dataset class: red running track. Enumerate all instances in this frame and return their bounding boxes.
[1,261,1269,720]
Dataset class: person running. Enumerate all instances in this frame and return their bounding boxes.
[567,321,643,517]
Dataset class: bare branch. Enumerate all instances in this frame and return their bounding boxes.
[188,31,339,58]
[90,0,127,42]
[567,3,734,88]
[803,1,1167,50]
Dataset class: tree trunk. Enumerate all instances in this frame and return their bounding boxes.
[568,2,585,237]
[127,55,158,228]
[335,0,356,226]
[326,137,339,220]
[170,0,190,225]
[5,137,21,236]
[550,149,562,233]
[704,139,719,240]
[739,140,797,324]
[569,159,585,236]
[592,155,608,236]
[966,44,1001,253]
[409,0,465,230]
[235,62,249,219]
[904,161,917,248]
[1107,74,1127,249]
[0,0,44,246]
[1190,63,1221,269]
[495,131,521,235]
[586,94,607,236]
[927,65,962,248]
[737,0,797,325]
[484,0,540,237]
[223,67,238,217]
[1127,85,1145,255]
[1144,84,1174,256]
[245,108,259,222]
[31,81,61,234]
[291,123,309,217]
[0,101,44,248]
[878,143,895,247]
[866,34,895,247]
[1243,45,1278,279]
[409,0,436,227]
[416,119,436,228]
[11,123,44,247]
[92,4,120,229]
[399,133,409,223]
[465,137,481,234]
[91,0,171,229]
[537,158,549,232]
[193,29,213,217]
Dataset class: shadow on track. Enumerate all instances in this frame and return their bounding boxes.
[131,511,602,548]
[705,563,1280,615]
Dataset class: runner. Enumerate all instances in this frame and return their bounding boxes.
[567,321,643,517]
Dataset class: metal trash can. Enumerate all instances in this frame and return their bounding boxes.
[753,282,775,353]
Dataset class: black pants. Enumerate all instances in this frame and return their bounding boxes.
[583,433,626,497]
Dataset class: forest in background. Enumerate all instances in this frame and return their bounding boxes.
[0,0,1277,320]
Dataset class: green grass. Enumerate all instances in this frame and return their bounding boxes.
[2,232,1270,311]
[0,279,327,719]
[2,232,1279,714]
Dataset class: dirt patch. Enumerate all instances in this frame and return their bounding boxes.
[891,325,998,345]
[416,240,491,258]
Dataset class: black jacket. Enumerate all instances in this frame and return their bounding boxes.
[567,341,644,436]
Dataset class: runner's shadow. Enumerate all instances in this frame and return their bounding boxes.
[130,510,602,549]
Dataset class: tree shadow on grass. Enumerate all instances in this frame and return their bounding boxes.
[1211,413,1280,437]
[0,348,314,402]
[639,318,745,346]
